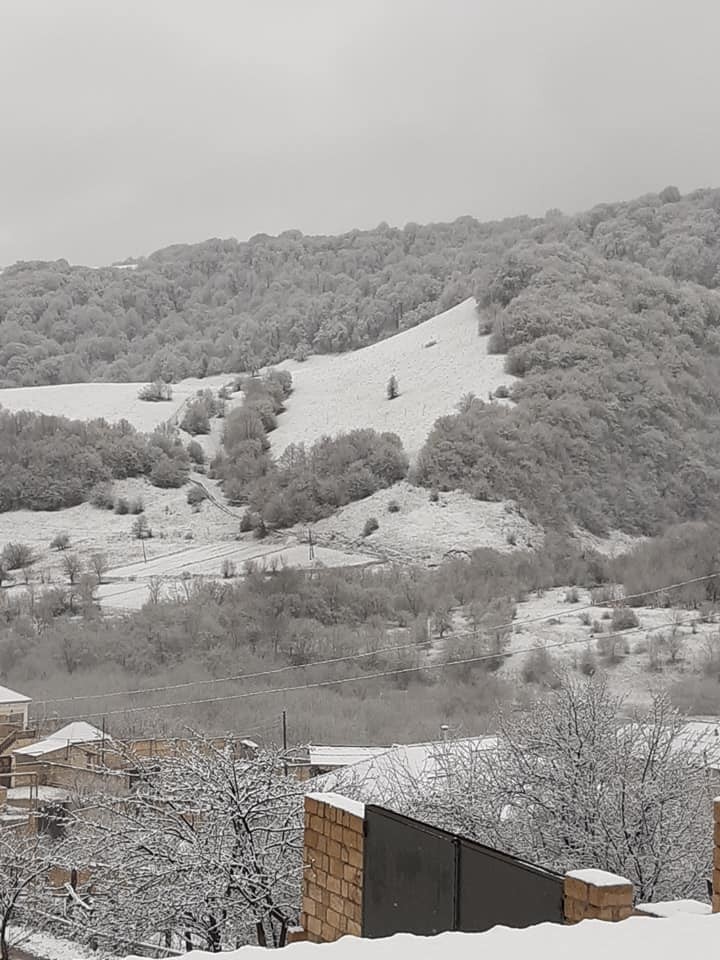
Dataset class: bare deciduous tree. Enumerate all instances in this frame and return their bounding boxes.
[394,674,713,902]
[72,740,304,953]
[0,830,68,960]
[61,552,82,585]
[89,553,108,584]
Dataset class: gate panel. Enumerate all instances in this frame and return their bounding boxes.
[457,838,564,932]
[362,805,457,938]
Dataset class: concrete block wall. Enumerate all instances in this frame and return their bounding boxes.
[300,792,365,942]
[564,869,634,923]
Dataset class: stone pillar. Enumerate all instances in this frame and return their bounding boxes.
[300,792,365,942]
[564,869,634,923]
[713,798,720,913]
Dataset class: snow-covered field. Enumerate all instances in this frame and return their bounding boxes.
[307,482,540,563]
[495,585,717,706]
[97,541,381,610]
[0,474,382,611]
[0,373,236,432]
[272,298,513,458]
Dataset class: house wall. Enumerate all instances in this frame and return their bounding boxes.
[13,748,129,795]
[0,704,28,729]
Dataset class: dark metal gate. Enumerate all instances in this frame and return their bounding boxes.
[362,805,564,938]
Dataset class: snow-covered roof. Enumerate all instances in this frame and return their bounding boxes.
[313,736,497,807]
[14,721,107,757]
[126,914,720,960]
[0,684,30,705]
[308,746,391,768]
[7,785,70,803]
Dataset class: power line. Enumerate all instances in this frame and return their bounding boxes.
[47,613,698,724]
[34,569,720,708]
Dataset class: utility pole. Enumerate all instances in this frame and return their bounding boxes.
[282,709,288,776]
[141,537,147,563]
[308,528,315,562]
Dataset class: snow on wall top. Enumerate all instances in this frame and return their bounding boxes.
[567,868,632,887]
[307,792,365,820]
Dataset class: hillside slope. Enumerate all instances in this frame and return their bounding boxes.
[271,298,512,457]
[0,373,234,431]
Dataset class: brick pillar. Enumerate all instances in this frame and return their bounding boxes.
[564,869,634,923]
[300,792,364,942]
[713,798,720,913]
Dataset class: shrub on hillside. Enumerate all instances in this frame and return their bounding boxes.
[150,454,189,488]
[89,483,115,510]
[138,380,173,402]
[387,499,400,513]
[132,515,152,540]
[181,401,211,435]
[521,645,561,688]
[50,532,70,551]
[611,606,639,631]
[114,497,130,515]
[187,440,205,465]
[2,543,35,571]
[363,517,379,537]
[129,497,145,515]
[239,509,257,534]
[187,486,207,507]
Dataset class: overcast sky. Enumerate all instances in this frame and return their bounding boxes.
[1,0,719,266]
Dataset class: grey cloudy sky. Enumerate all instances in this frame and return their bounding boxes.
[1,0,719,266]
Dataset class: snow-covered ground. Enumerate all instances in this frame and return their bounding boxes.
[307,482,539,563]
[494,585,717,706]
[0,374,236,432]
[126,915,720,960]
[272,298,514,459]
[10,924,117,960]
[97,541,381,610]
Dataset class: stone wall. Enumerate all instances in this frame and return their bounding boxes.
[300,792,364,942]
[564,869,634,923]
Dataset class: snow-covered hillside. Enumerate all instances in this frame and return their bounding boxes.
[273,298,513,458]
[0,373,235,432]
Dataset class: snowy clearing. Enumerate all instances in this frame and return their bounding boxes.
[272,298,514,458]
[0,373,236,432]
[306,481,540,563]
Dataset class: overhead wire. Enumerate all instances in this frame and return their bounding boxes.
[44,611,700,724]
[33,569,720,709]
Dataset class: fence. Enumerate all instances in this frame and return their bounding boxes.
[361,804,565,938]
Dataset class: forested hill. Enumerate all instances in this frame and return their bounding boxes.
[3,184,718,390]
[0,217,530,387]
[4,185,720,536]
